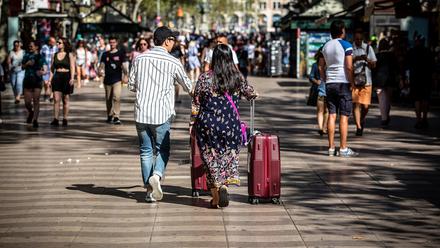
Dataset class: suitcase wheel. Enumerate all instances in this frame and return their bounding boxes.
[249,197,259,205]
[192,190,200,198]
[271,197,281,205]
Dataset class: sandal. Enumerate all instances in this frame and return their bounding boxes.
[210,199,219,209]
[218,185,229,207]
[209,187,220,209]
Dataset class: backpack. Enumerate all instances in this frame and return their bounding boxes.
[354,45,370,87]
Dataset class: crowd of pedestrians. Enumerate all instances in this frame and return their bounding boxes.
[0,29,277,126]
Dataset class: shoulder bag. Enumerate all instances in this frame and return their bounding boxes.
[225,92,248,145]
[354,45,370,87]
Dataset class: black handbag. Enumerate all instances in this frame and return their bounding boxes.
[307,84,319,106]
[0,75,5,92]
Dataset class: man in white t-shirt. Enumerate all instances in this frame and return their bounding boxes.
[352,30,376,136]
[204,33,239,72]
[319,20,358,157]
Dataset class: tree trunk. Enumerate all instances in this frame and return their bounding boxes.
[0,0,3,22]
[132,0,143,22]
[0,0,7,61]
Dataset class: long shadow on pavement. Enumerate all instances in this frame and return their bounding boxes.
[66,184,221,209]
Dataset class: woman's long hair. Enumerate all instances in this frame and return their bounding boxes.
[135,37,150,51]
[211,44,243,95]
[59,37,72,53]
[314,47,323,61]
[378,39,390,52]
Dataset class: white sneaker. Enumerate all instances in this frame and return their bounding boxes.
[339,147,359,157]
[328,148,338,157]
[145,192,156,203]
[149,175,163,200]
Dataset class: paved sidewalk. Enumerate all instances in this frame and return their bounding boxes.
[0,77,439,248]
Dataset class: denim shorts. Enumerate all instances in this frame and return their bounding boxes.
[325,83,352,116]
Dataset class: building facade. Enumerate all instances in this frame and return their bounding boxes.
[203,0,290,33]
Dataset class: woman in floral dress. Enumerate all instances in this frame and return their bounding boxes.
[194,44,257,208]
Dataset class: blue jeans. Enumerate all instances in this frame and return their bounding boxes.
[136,120,171,186]
[10,71,25,97]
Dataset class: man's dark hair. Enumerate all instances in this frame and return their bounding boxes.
[29,39,41,49]
[109,36,118,42]
[330,20,345,38]
[354,28,363,35]
[153,37,163,46]
[153,26,179,46]
[217,33,227,39]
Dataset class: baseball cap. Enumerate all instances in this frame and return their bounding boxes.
[153,26,179,45]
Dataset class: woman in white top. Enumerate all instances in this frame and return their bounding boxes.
[75,40,89,88]
[188,40,201,83]
[7,40,25,104]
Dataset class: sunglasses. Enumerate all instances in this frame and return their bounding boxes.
[167,37,176,42]
[57,41,63,44]
[140,43,148,46]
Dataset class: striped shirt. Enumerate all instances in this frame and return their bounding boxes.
[128,46,193,125]
[40,44,58,81]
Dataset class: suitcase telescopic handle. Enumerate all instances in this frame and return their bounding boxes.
[250,99,255,135]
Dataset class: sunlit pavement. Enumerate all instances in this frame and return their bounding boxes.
[0,77,439,247]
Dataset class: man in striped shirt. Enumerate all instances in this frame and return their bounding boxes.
[128,26,193,203]
[41,37,58,102]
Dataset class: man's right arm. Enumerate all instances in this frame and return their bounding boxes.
[345,55,354,87]
[341,41,354,87]
[128,59,137,92]
[175,62,193,94]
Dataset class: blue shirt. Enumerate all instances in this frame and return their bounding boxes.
[22,52,47,81]
[322,38,353,84]
[309,63,326,97]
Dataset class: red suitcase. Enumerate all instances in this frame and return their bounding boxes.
[247,100,281,204]
[190,128,208,197]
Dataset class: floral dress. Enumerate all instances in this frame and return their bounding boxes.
[194,71,255,189]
